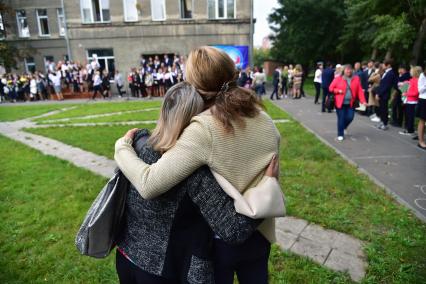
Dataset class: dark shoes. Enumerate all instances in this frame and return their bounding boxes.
[418,144,426,151]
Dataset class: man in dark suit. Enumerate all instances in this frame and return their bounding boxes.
[321,62,335,112]
[391,65,411,127]
[270,67,281,100]
[377,59,398,130]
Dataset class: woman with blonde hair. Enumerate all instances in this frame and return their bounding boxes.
[399,66,422,136]
[115,46,281,283]
[292,64,303,99]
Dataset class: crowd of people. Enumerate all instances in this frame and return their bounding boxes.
[313,59,426,149]
[0,54,188,103]
[236,64,307,101]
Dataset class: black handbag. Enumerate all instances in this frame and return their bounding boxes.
[75,130,149,258]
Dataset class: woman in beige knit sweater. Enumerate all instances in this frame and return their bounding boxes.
[115,46,281,283]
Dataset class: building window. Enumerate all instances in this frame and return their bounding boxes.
[36,9,50,36]
[57,8,65,36]
[180,0,193,19]
[16,10,30,37]
[80,0,110,23]
[44,56,55,72]
[151,0,166,21]
[25,57,36,73]
[87,48,115,74]
[208,0,235,19]
[123,0,138,22]
[0,13,5,39]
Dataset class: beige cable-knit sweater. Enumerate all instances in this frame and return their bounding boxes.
[114,110,281,242]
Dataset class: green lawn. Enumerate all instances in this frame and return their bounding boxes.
[0,134,116,283]
[0,132,351,283]
[4,100,426,283]
[0,104,76,122]
[33,100,162,123]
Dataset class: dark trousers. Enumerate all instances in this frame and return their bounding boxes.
[336,105,355,137]
[405,104,416,133]
[270,83,279,99]
[92,85,104,99]
[314,82,321,103]
[391,92,403,126]
[282,78,288,95]
[214,231,270,284]
[322,87,332,112]
[117,84,125,96]
[379,96,389,126]
[116,250,174,284]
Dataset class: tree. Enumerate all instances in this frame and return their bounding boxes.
[268,0,345,66]
[253,47,270,68]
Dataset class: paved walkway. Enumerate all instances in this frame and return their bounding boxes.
[273,97,426,221]
[0,106,367,282]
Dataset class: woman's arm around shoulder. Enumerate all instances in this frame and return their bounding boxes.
[186,166,262,245]
[114,118,212,199]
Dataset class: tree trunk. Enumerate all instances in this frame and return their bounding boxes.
[385,48,392,61]
[371,48,378,60]
[410,16,426,65]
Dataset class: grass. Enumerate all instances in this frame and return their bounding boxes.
[5,100,426,283]
[0,103,76,122]
[0,134,117,283]
[32,100,162,122]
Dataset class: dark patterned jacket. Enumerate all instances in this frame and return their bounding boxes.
[117,129,261,283]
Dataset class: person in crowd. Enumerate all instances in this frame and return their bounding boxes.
[321,62,335,112]
[354,62,369,114]
[391,65,411,127]
[29,75,38,101]
[416,65,426,150]
[144,70,154,99]
[335,64,343,78]
[399,66,421,136]
[48,70,64,100]
[314,62,323,104]
[114,70,125,97]
[363,60,376,116]
[157,68,165,97]
[115,46,281,284]
[91,70,104,100]
[300,65,307,97]
[287,64,294,97]
[281,65,288,98]
[270,66,281,100]
[329,64,367,141]
[101,70,111,99]
[252,67,266,100]
[36,72,49,100]
[238,67,248,88]
[376,59,398,130]
[368,62,383,122]
[292,64,303,99]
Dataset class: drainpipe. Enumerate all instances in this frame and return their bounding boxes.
[61,0,72,61]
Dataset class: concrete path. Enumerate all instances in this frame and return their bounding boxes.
[273,97,426,222]
[0,107,367,282]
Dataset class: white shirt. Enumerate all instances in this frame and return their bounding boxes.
[93,74,102,86]
[48,72,61,86]
[314,68,322,84]
[419,73,426,99]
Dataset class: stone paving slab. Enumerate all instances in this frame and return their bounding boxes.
[275,216,366,282]
[0,107,367,282]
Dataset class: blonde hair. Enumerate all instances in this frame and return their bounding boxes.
[410,66,423,78]
[148,82,204,153]
[185,46,263,132]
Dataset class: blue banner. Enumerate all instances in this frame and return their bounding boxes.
[212,45,249,69]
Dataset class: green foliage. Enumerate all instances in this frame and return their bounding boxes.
[253,47,271,68]
[270,0,426,65]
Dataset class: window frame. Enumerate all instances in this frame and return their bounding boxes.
[123,0,139,22]
[57,8,65,36]
[0,12,5,39]
[208,0,236,20]
[179,0,194,20]
[80,0,111,24]
[16,10,30,38]
[24,57,36,73]
[150,0,166,21]
[36,9,51,37]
